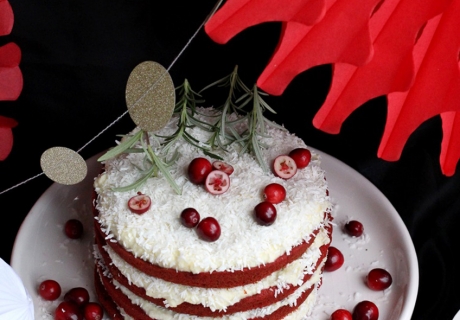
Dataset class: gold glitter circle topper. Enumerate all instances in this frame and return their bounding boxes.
[40,147,87,185]
[125,61,175,132]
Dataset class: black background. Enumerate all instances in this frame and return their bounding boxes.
[1,1,459,319]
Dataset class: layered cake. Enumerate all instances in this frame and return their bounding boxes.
[92,106,333,319]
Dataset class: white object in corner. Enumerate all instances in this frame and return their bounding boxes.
[0,257,34,320]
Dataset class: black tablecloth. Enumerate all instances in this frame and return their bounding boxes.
[1,1,459,319]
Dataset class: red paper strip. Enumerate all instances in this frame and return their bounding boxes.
[0,115,18,161]
[0,42,21,67]
[0,0,14,36]
[205,0,326,44]
[440,112,460,176]
[0,43,23,101]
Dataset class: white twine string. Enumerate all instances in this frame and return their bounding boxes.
[0,0,223,196]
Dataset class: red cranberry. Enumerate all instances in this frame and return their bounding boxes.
[64,219,83,239]
[254,201,277,226]
[55,301,83,320]
[352,300,379,320]
[367,268,393,291]
[38,279,61,301]
[196,217,221,242]
[345,220,364,237]
[212,160,234,175]
[331,309,353,320]
[288,148,312,169]
[263,183,286,204]
[83,302,104,320]
[205,170,230,195]
[272,155,297,179]
[180,208,201,228]
[127,192,151,214]
[63,287,90,308]
[324,246,344,272]
[188,157,212,184]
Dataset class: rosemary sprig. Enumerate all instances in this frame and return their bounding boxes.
[97,130,143,162]
[98,66,283,194]
[198,65,251,150]
[229,85,286,172]
[157,79,223,160]
[99,131,182,194]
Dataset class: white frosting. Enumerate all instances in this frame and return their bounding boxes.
[104,227,330,311]
[112,267,322,320]
[94,107,332,274]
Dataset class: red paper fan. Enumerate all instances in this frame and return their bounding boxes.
[205,0,326,44]
[205,0,460,176]
[0,0,22,161]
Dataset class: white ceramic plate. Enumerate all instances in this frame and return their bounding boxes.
[11,150,418,320]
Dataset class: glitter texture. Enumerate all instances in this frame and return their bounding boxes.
[125,61,175,132]
[40,147,87,185]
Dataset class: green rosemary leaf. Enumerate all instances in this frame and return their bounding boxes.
[251,134,269,173]
[199,78,225,93]
[183,131,203,144]
[183,133,210,150]
[258,94,277,114]
[98,130,143,162]
[203,150,224,160]
[236,93,253,110]
[264,118,287,131]
[187,115,214,131]
[147,146,182,195]
[228,126,243,146]
[164,149,180,166]
[112,165,155,192]
[123,147,144,154]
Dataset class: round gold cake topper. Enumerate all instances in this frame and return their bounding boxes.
[125,61,175,132]
[40,147,87,185]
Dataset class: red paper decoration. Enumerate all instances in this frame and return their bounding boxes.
[0,0,22,161]
[0,42,23,101]
[205,0,460,176]
[0,115,17,161]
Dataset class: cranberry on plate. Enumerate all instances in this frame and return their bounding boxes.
[38,279,61,301]
[352,300,379,320]
[64,219,84,239]
[63,287,90,308]
[330,308,352,320]
[55,301,83,320]
[344,220,364,237]
[83,302,104,320]
[366,268,393,291]
[324,246,344,272]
